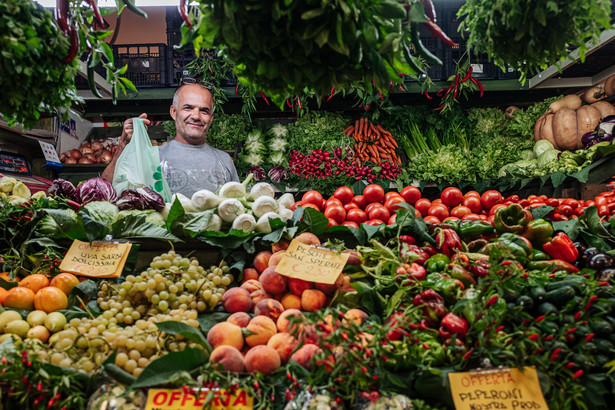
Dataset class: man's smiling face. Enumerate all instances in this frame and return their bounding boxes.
[170,84,214,145]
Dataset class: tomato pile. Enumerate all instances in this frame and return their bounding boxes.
[292,183,615,228]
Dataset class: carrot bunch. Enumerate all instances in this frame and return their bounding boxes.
[343,118,400,165]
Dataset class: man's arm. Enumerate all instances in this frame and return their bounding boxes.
[101,113,149,182]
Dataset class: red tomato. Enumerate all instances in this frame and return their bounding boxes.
[352,195,367,209]
[489,203,507,216]
[334,186,354,204]
[428,204,449,221]
[301,203,320,211]
[529,202,546,209]
[432,198,443,206]
[385,196,406,213]
[400,186,421,205]
[290,201,303,211]
[565,199,580,208]
[450,205,471,219]
[365,202,383,215]
[558,204,573,217]
[346,208,367,224]
[478,214,487,221]
[546,198,559,207]
[528,195,538,200]
[344,202,359,212]
[487,215,495,226]
[423,215,441,224]
[414,198,432,216]
[462,196,482,214]
[363,184,385,204]
[302,190,324,210]
[324,206,346,224]
[538,195,548,202]
[369,206,391,222]
[342,221,359,229]
[415,209,422,217]
[585,200,595,207]
[443,216,460,222]
[595,196,608,206]
[384,191,403,202]
[388,214,397,225]
[464,190,480,198]
[461,213,481,221]
[518,199,530,208]
[365,219,385,226]
[481,190,503,211]
[325,198,343,209]
[327,218,338,228]
[441,187,463,208]
[505,195,519,203]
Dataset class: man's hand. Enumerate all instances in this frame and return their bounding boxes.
[119,113,150,147]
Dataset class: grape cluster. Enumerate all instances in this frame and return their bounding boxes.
[97,251,233,322]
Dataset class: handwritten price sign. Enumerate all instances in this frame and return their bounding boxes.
[59,240,132,278]
[145,388,252,410]
[274,239,349,284]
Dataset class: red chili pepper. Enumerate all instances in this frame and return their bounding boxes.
[551,348,562,361]
[535,315,545,323]
[439,313,469,339]
[574,311,582,321]
[496,325,505,332]
[419,0,437,21]
[178,0,193,29]
[62,26,80,64]
[234,84,239,96]
[327,86,335,101]
[528,334,539,342]
[565,362,575,369]
[86,0,105,26]
[461,66,474,82]
[452,75,460,99]
[485,295,498,308]
[413,289,446,323]
[543,336,554,341]
[585,333,595,342]
[433,104,446,111]
[422,20,456,47]
[377,88,384,101]
[258,91,270,106]
[65,199,81,211]
[573,370,584,379]
[599,281,610,287]
[566,327,577,335]
[55,0,70,34]
[470,77,483,97]
[286,98,294,108]
[463,348,474,360]
[436,86,449,97]
[423,89,433,100]
[297,96,302,110]
[589,295,598,303]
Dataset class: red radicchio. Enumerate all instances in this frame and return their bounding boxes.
[248,166,266,181]
[268,166,288,182]
[48,178,76,200]
[116,187,165,211]
[74,177,118,205]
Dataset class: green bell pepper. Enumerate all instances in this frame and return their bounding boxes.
[523,218,553,244]
[531,248,549,261]
[425,253,451,273]
[494,203,532,234]
[458,220,495,242]
[493,232,533,259]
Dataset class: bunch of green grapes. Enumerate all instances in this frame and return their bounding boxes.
[97,251,233,325]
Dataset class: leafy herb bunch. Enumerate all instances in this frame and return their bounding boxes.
[458,0,613,81]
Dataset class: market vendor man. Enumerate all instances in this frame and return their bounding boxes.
[102,82,239,197]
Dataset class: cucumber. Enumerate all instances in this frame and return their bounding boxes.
[592,338,614,353]
[545,279,585,293]
[539,320,559,334]
[530,287,546,303]
[537,302,558,315]
[544,286,576,307]
[516,295,534,311]
[590,319,613,337]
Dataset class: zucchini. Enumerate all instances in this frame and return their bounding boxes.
[537,302,558,315]
[530,287,546,302]
[517,295,534,311]
[544,286,576,307]
[545,278,585,293]
[590,319,613,337]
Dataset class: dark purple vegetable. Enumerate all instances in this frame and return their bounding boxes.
[47,178,76,200]
[247,166,266,181]
[582,131,597,146]
[268,166,288,182]
[137,187,165,211]
[115,189,145,210]
[74,177,118,205]
[597,268,615,282]
[587,253,614,271]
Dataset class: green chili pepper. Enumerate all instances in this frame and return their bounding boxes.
[425,253,451,273]
[531,249,550,261]
[458,220,495,242]
[493,203,532,234]
[524,218,554,244]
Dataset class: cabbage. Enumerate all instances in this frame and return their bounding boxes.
[48,178,76,200]
[519,149,536,161]
[75,177,117,205]
[83,201,119,226]
[537,149,560,167]
[533,140,555,157]
[37,209,77,236]
[115,209,166,227]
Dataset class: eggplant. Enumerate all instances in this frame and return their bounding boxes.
[574,241,586,256]
[597,268,615,282]
[581,247,600,267]
[587,253,614,271]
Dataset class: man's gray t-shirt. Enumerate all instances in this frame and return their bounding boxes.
[158,140,239,197]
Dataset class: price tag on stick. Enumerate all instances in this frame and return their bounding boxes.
[448,366,549,410]
[59,239,132,278]
[274,239,349,284]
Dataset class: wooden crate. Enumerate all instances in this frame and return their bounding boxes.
[581,184,611,201]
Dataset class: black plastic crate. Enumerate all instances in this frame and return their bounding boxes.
[444,49,499,80]
[498,66,521,80]
[113,44,168,87]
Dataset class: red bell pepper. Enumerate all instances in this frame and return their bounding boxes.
[435,228,461,256]
[439,313,469,339]
[400,243,429,265]
[413,289,446,324]
[542,232,579,264]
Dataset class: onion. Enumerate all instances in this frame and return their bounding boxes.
[59,153,67,162]
[78,157,93,164]
[81,147,93,155]
[84,153,96,162]
[91,141,103,151]
[70,149,82,160]
[80,141,91,149]
[100,151,113,164]
[65,158,77,164]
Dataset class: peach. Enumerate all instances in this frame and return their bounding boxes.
[227,312,251,328]
[280,293,302,310]
[276,309,304,334]
[241,279,262,293]
[244,345,281,376]
[245,315,277,347]
[268,251,286,267]
[209,345,245,373]
[290,344,322,370]
[241,268,259,283]
[344,308,368,325]
[271,239,290,253]
[206,322,243,350]
[294,232,321,246]
[288,277,312,296]
[343,250,361,267]
[254,298,285,320]
[259,266,287,294]
[253,251,272,273]
[301,289,327,312]
[267,333,298,363]
[222,287,252,313]
[250,289,271,307]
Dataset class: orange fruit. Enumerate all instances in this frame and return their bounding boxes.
[0,272,20,283]
[19,274,50,293]
[34,287,68,313]
[49,273,80,295]
[4,286,36,310]
[0,287,7,306]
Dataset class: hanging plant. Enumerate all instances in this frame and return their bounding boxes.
[458,0,613,81]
